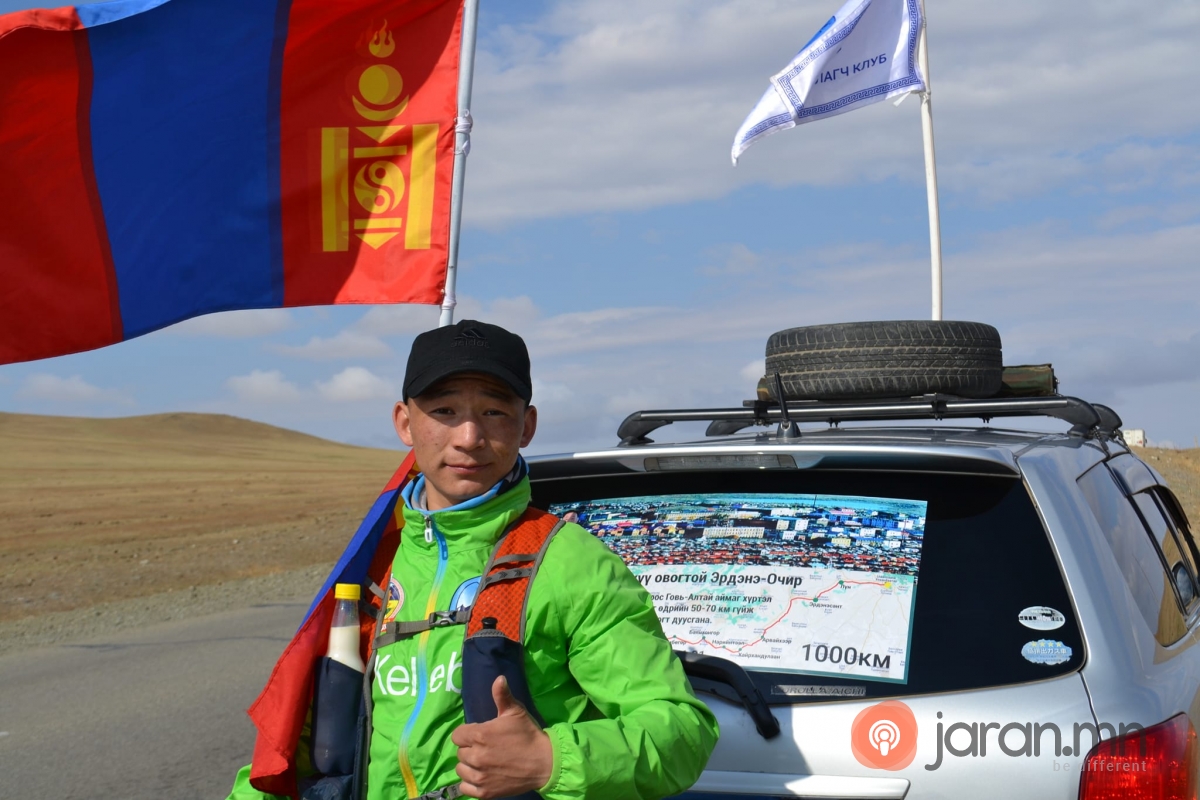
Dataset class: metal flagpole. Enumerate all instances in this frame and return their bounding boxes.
[439,0,481,327]
[916,0,943,321]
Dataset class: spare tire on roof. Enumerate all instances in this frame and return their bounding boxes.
[764,320,1003,401]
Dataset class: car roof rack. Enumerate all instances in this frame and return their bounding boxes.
[616,394,1124,446]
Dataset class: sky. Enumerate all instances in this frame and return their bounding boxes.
[1,0,1198,455]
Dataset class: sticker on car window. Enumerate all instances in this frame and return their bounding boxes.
[1020,639,1073,665]
[550,492,926,684]
[1017,605,1065,631]
[772,684,867,697]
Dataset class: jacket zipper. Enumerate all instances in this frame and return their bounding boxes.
[397,512,449,798]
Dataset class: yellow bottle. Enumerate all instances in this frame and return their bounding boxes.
[327,583,364,673]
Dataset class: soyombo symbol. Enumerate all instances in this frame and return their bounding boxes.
[319,20,438,252]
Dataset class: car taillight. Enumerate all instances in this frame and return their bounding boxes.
[1078,714,1198,800]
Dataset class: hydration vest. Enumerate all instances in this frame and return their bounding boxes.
[363,508,565,800]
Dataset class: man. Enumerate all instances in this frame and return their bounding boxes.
[230,319,718,800]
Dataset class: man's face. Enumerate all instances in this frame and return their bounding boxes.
[393,373,537,510]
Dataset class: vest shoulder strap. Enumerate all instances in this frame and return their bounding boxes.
[467,508,565,645]
[371,508,563,652]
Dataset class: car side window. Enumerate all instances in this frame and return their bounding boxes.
[1132,492,1199,612]
[1156,488,1200,577]
[1077,464,1186,646]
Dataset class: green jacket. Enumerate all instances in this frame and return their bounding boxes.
[228,476,718,800]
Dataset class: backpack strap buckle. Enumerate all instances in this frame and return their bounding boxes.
[374,607,471,650]
[428,608,470,628]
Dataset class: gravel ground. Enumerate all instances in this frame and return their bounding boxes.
[0,564,327,657]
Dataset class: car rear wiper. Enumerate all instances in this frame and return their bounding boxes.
[674,650,781,739]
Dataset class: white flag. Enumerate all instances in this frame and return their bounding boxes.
[731,0,925,164]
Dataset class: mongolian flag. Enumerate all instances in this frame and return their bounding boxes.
[247,450,417,797]
[0,0,463,365]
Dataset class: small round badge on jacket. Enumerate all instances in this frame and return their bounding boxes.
[451,576,481,611]
[383,577,405,622]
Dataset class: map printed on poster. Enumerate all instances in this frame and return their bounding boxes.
[550,493,926,684]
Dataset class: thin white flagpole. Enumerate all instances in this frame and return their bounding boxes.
[439,0,480,327]
[916,0,943,321]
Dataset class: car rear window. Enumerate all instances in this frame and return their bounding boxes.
[531,467,1083,703]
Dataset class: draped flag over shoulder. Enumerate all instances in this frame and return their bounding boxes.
[731,0,924,164]
[0,0,463,365]
[247,450,417,798]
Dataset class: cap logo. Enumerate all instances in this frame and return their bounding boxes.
[453,327,488,348]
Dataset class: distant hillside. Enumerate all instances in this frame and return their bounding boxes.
[1,412,1197,627]
[0,411,388,466]
[1142,447,1200,528]
[0,412,404,623]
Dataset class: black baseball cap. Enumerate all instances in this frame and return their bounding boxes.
[403,319,532,403]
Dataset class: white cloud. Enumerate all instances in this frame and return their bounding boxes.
[316,367,397,403]
[226,370,303,403]
[485,296,541,330]
[531,378,574,404]
[272,331,392,361]
[169,309,293,338]
[354,296,540,337]
[514,218,1200,452]
[1017,332,1200,406]
[119,214,1193,452]
[1095,201,1200,231]
[740,359,765,383]
[463,0,1200,224]
[702,243,763,277]
[356,304,442,337]
[17,374,133,405]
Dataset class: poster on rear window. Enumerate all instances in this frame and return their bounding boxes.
[550,493,926,684]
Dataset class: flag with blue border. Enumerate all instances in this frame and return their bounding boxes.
[732,0,925,164]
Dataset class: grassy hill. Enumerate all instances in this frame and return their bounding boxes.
[1,411,1198,626]
[0,412,404,622]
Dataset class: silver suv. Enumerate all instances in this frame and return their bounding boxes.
[526,335,1200,799]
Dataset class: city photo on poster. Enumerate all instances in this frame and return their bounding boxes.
[551,493,927,683]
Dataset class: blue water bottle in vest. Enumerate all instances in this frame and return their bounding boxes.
[311,583,365,777]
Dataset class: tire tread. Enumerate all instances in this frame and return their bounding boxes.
[764,320,1003,400]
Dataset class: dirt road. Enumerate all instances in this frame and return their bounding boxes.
[0,599,308,800]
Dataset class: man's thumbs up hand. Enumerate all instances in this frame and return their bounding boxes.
[492,673,526,718]
[451,676,552,799]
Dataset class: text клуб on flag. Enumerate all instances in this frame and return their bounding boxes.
[731,0,925,164]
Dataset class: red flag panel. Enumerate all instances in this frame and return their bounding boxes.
[279,0,461,307]
[0,16,121,364]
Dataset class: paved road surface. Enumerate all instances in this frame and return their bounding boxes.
[0,601,308,799]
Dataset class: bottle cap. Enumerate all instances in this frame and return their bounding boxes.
[334,583,361,601]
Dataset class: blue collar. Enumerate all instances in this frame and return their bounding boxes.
[401,455,529,516]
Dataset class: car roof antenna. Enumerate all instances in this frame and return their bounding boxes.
[773,373,801,439]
